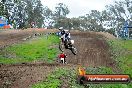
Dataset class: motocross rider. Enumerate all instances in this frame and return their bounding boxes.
[64,31,71,45]
[59,27,71,44]
[59,27,65,43]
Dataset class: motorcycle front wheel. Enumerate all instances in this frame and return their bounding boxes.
[59,42,65,51]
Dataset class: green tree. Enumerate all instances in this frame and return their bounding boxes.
[76,11,105,31]
[0,2,4,15]
[105,0,132,35]
[55,3,70,18]
[0,0,10,23]
[70,17,81,30]
[54,3,70,28]
[43,6,54,28]
[33,0,44,28]
[14,0,44,28]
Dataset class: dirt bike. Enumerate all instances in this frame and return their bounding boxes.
[59,38,77,55]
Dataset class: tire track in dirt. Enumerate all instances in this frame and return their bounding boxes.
[65,32,115,67]
[0,30,116,88]
[0,29,60,88]
[0,29,58,49]
[0,63,76,88]
[0,65,55,88]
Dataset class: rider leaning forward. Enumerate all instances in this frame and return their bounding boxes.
[59,27,71,43]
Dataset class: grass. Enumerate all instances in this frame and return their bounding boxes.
[32,67,84,88]
[105,39,132,88]
[0,35,60,64]
[33,66,131,88]
[85,66,113,74]
[75,39,132,88]
[32,68,68,88]
[31,66,115,88]
[108,39,132,77]
[84,66,132,88]
[31,38,132,88]
[1,33,131,88]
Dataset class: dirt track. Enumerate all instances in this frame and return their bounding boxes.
[66,32,115,67]
[0,29,115,88]
[0,29,57,49]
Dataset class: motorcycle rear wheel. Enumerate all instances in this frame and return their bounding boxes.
[71,46,77,55]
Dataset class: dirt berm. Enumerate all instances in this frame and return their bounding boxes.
[0,30,116,88]
[65,31,115,67]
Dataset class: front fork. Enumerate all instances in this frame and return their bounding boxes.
[61,38,64,43]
